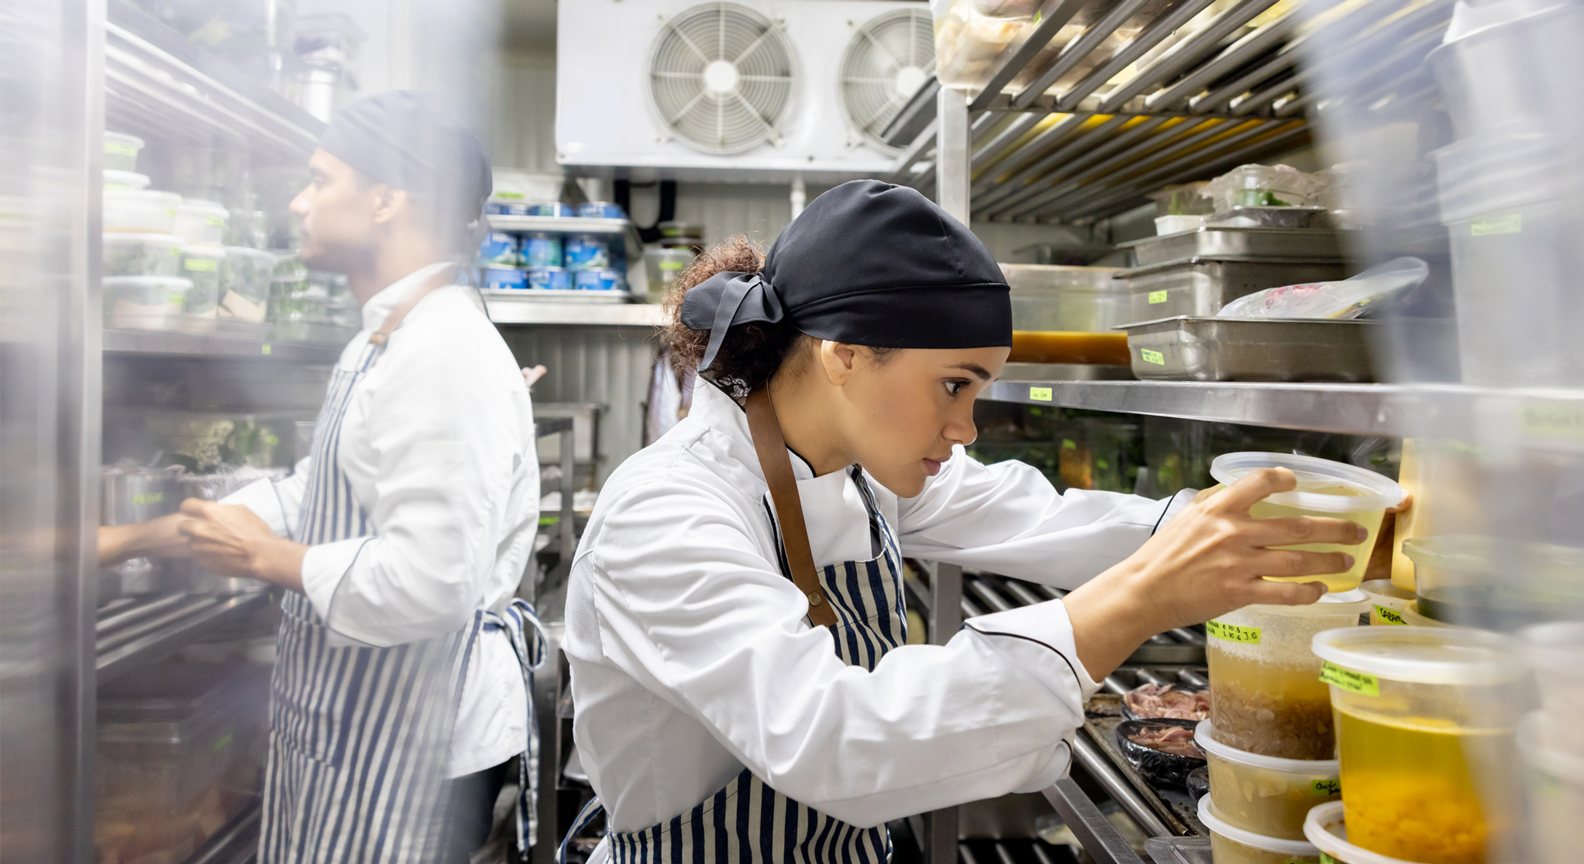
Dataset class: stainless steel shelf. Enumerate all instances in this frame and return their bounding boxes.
[485,296,663,327]
[103,327,348,363]
[97,590,271,682]
[487,215,630,235]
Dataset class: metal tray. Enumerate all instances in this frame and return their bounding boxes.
[1119,316,1376,382]
[1122,258,1349,323]
[1122,227,1346,267]
[1083,693,1207,837]
[1205,206,1326,230]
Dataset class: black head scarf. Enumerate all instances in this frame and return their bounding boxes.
[681,180,1011,371]
[318,91,492,239]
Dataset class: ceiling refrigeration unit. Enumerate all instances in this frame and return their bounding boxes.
[556,0,934,183]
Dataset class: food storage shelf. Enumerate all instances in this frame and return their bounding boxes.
[96,591,271,683]
[103,327,349,363]
[484,295,664,327]
[487,215,630,236]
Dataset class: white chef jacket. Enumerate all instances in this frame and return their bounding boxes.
[565,381,1193,833]
[225,261,540,777]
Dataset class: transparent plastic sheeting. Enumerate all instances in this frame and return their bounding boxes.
[1296,0,1584,859]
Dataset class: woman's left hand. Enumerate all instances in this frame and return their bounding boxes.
[177,498,308,592]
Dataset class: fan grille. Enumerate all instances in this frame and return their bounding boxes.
[839,9,935,152]
[649,2,796,155]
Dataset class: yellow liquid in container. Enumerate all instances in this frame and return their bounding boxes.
[1337,709,1504,864]
[1250,482,1384,592]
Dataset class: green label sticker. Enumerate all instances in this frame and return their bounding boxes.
[106,141,137,156]
[1062,439,1077,450]
[1312,778,1342,796]
[166,206,177,217]
[1321,660,1379,696]
[1148,290,1169,304]
[1031,9,1042,25]
[1028,386,1053,402]
[1205,620,1260,644]
[659,261,686,270]
[212,730,233,753]
[168,293,184,304]
[170,247,182,256]
[261,343,272,355]
[496,191,524,199]
[205,215,225,227]
[265,434,279,447]
[131,492,163,506]
[1374,604,1406,625]
[1472,213,1522,236]
[1521,400,1584,448]
[1140,348,1166,366]
[185,258,218,272]
[1319,854,1341,864]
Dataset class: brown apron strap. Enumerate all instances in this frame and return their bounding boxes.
[367,265,459,348]
[745,388,839,629]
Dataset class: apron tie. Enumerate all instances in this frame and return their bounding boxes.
[482,598,549,852]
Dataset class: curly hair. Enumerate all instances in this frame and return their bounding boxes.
[661,235,812,400]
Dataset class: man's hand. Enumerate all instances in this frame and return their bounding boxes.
[177,499,307,592]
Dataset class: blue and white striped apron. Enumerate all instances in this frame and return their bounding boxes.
[562,466,906,864]
[261,327,547,863]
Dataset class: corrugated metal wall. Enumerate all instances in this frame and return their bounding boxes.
[485,55,560,174]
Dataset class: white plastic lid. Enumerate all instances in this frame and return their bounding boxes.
[103,232,183,246]
[103,276,192,289]
[181,245,226,258]
[1210,452,1406,513]
[1195,720,1339,774]
[1311,626,1523,686]
[104,131,144,149]
[178,198,228,214]
[1244,587,1370,618]
[1515,711,1584,784]
[1197,795,1321,857]
[1359,580,1416,603]
[104,189,181,204]
[103,170,150,190]
[222,245,277,260]
[1303,801,1427,864]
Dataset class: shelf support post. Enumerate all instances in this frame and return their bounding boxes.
[935,87,971,225]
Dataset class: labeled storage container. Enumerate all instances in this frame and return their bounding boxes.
[1514,711,1584,864]
[577,201,625,219]
[179,246,224,324]
[103,232,184,277]
[564,234,610,270]
[1303,801,1427,864]
[1122,258,1348,322]
[526,201,573,218]
[1197,795,1321,864]
[1206,588,1369,759]
[103,170,151,191]
[104,131,145,172]
[1196,719,1341,840]
[217,247,274,323]
[1521,622,1584,755]
[644,248,695,298]
[521,232,561,268]
[104,276,191,330]
[1204,165,1329,212]
[482,265,526,291]
[1211,452,1406,592]
[478,232,520,266]
[1359,580,1416,626]
[105,190,181,234]
[1402,535,1584,631]
[1120,316,1381,383]
[527,266,570,291]
[1000,264,1128,333]
[1311,627,1528,864]
[172,199,228,245]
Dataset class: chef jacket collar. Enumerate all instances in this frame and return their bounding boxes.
[360,261,456,332]
[693,381,822,482]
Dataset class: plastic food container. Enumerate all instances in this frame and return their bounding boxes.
[1197,795,1321,864]
[577,201,625,219]
[1360,580,1416,626]
[105,276,191,330]
[521,232,562,268]
[478,232,520,266]
[217,247,274,323]
[1521,622,1584,755]
[1207,589,1369,759]
[526,266,570,291]
[103,170,151,191]
[1402,535,1584,631]
[104,132,145,172]
[105,190,181,234]
[1000,265,1129,333]
[1196,719,1341,840]
[172,199,228,246]
[1205,164,1328,213]
[644,248,695,297]
[1155,214,1206,235]
[1211,452,1406,592]
[575,267,623,291]
[179,246,224,323]
[482,266,526,291]
[1514,711,1584,864]
[564,234,610,270]
[103,232,184,277]
[1303,801,1427,864]
[1311,627,1528,864]
[525,201,573,218]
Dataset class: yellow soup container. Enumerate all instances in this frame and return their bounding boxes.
[1212,452,1406,593]
[1311,627,1529,864]
[1359,580,1416,627]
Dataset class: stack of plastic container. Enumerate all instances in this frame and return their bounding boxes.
[1517,623,1584,864]
[477,201,629,294]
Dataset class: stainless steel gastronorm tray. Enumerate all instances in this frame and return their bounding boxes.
[1123,227,1346,268]
[1121,257,1350,323]
[1119,316,1377,383]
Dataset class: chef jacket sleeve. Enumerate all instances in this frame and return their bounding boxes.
[219,456,311,539]
[894,445,1195,588]
[297,321,529,646]
[582,474,1103,827]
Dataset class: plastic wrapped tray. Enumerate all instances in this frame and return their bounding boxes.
[1123,258,1349,323]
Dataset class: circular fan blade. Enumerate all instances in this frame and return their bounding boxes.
[649,2,796,155]
[839,9,935,153]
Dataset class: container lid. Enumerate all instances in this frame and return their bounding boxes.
[222,245,277,259]
[1000,263,1130,294]
[1210,451,1406,513]
[104,131,144,147]
[1311,626,1523,685]
[1516,711,1584,784]
[103,275,193,288]
[178,198,228,214]
[1403,534,1584,573]
[526,266,567,272]
[104,188,181,204]
[103,232,183,246]
[1359,579,1416,603]
[182,245,226,258]
[1303,801,1429,864]
[1241,587,1370,618]
[1195,720,1340,774]
[103,170,150,190]
[1197,796,1320,856]
[1521,620,1584,679]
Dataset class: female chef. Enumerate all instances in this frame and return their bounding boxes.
[561,180,1367,864]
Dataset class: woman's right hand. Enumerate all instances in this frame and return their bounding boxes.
[98,511,193,567]
[1062,467,1368,680]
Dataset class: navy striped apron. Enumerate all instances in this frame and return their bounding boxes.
[563,467,906,864]
[260,329,547,862]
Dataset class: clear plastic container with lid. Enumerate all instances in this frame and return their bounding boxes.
[104,276,191,330]
[1311,627,1530,864]
[103,232,184,277]
[1303,801,1428,864]
[103,170,150,191]
[1360,580,1416,626]
[105,189,181,234]
[104,131,144,172]
[1403,535,1584,631]
[1207,588,1368,760]
[1196,719,1341,840]
[218,247,275,323]
[1514,711,1584,864]
[1212,452,1406,592]
[172,199,229,246]
[179,246,224,325]
[1521,622,1584,755]
[1197,794,1321,864]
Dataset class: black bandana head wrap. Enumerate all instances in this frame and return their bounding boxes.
[681,179,1011,371]
[318,91,492,236]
